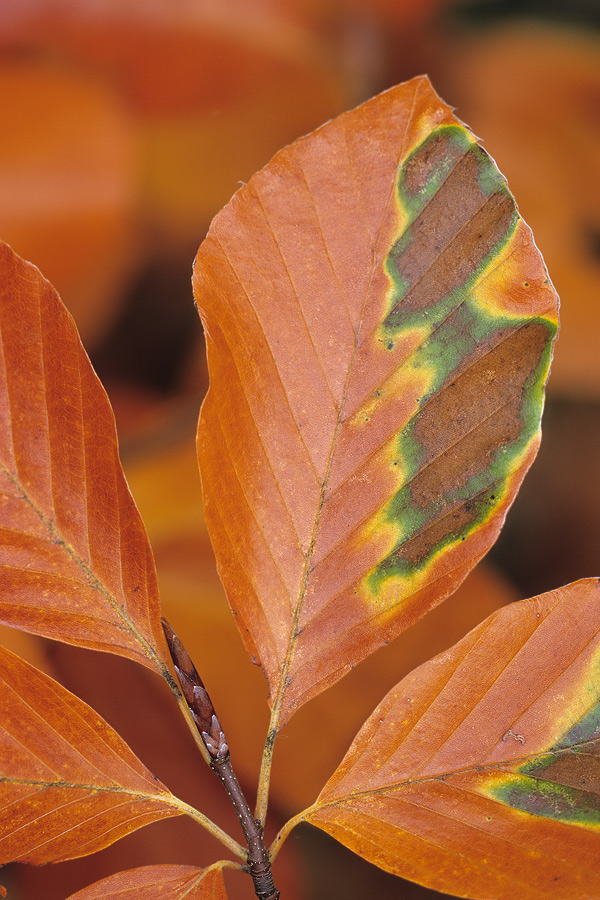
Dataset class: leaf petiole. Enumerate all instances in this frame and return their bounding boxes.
[167,796,246,860]
[268,809,310,863]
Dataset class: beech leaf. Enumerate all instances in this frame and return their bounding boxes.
[65,864,228,900]
[0,242,167,673]
[0,643,183,865]
[193,75,559,728]
[303,578,600,900]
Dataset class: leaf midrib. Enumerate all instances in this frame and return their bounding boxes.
[0,459,162,667]
[266,119,483,724]
[314,736,600,809]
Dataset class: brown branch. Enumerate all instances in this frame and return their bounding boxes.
[162,618,279,900]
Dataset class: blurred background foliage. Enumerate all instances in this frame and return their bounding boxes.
[0,1,598,898]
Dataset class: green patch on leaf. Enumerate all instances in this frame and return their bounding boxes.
[398,126,474,218]
[363,122,558,600]
[490,772,600,829]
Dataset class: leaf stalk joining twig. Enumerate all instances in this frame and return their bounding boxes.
[162,618,280,900]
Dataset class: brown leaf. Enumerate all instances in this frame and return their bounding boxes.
[305,579,600,899]
[193,75,558,730]
[0,242,168,673]
[0,643,183,866]
[65,864,228,899]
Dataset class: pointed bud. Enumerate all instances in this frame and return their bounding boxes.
[162,618,220,738]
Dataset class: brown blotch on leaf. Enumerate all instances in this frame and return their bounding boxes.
[395,322,550,566]
[401,130,466,197]
[534,748,600,799]
[391,484,495,569]
[387,152,515,323]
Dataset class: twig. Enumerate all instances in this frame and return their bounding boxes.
[162,618,280,900]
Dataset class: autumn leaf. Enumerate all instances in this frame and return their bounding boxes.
[0,242,168,674]
[300,578,600,900]
[65,864,229,900]
[0,643,190,866]
[193,75,559,734]
[0,59,137,348]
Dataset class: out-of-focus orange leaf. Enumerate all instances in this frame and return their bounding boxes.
[123,434,271,782]
[140,68,347,251]
[340,0,447,27]
[0,0,348,250]
[0,59,138,348]
[0,0,333,113]
[304,579,600,899]
[193,75,558,731]
[65,864,229,899]
[0,243,167,674]
[0,624,53,676]
[0,644,184,866]
[441,23,600,396]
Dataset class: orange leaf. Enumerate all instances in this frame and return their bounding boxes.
[0,242,167,673]
[0,59,137,349]
[65,864,228,899]
[0,644,183,866]
[304,579,600,899]
[193,75,558,730]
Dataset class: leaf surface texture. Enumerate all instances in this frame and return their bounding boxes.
[65,864,228,899]
[0,644,183,865]
[194,76,559,727]
[305,579,600,899]
[0,242,166,671]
